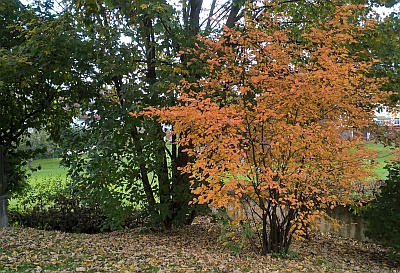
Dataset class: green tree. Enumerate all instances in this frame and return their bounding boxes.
[59,0,249,229]
[372,13,400,103]
[0,0,99,193]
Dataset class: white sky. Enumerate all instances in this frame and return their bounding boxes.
[375,3,400,16]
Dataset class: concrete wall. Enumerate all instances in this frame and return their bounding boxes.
[319,205,368,241]
[212,203,369,241]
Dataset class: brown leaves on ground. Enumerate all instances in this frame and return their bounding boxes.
[0,216,398,273]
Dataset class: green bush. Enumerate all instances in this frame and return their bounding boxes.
[9,195,106,233]
[10,176,66,212]
[364,162,400,262]
[9,177,143,233]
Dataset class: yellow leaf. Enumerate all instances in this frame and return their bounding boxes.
[20,80,28,88]
[140,3,148,9]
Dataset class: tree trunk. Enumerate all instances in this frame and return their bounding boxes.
[226,0,242,28]
[130,127,156,210]
[261,210,269,255]
[155,123,173,229]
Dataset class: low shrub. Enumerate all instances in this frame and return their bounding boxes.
[9,176,67,212]
[9,195,105,233]
[9,177,144,233]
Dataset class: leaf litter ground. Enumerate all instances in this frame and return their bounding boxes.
[0,216,399,272]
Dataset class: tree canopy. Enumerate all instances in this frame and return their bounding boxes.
[0,0,99,192]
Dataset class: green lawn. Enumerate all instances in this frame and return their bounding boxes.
[365,142,397,179]
[8,158,68,210]
[28,158,67,181]
[19,144,397,187]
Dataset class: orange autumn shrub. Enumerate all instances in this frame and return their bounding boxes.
[144,4,385,254]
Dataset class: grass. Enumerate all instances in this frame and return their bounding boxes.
[8,158,68,210]
[22,143,397,185]
[28,158,68,182]
[365,142,398,179]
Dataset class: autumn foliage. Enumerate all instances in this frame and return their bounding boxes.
[146,4,385,254]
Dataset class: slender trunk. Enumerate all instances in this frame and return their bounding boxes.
[283,208,295,252]
[141,164,156,209]
[261,210,268,255]
[155,123,173,229]
[144,18,156,81]
[130,127,156,209]
[270,206,278,253]
[113,74,157,211]
[143,17,174,228]
[205,0,217,32]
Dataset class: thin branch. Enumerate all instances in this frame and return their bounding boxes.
[205,0,218,31]
[199,1,230,29]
